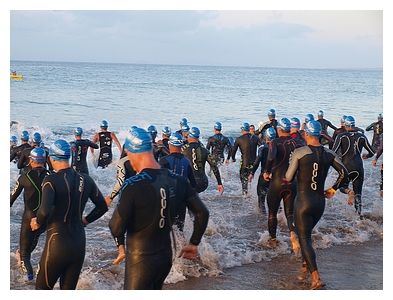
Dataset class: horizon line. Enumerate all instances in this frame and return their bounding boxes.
[10,58,383,71]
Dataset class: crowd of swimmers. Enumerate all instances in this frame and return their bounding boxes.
[10,109,383,290]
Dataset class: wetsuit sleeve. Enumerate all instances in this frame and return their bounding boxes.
[264,140,277,173]
[206,137,212,152]
[207,153,222,185]
[109,186,134,247]
[327,121,338,131]
[10,148,17,162]
[10,175,24,207]
[184,185,209,245]
[361,135,376,158]
[332,133,343,154]
[365,123,374,131]
[17,150,27,169]
[251,147,263,174]
[110,158,127,200]
[285,149,301,182]
[231,138,239,161]
[329,153,349,191]
[225,138,232,160]
[36,177,56,226]
[84,176,108,224]
[376,143,383,160]
[88,140,99,149]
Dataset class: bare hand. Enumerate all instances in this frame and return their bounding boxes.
[105,196,112,206]
[179,244,199,260]
[217,185,224,194]
[347,190,355,206]
[324,188,336,199]
[112,245,126,265]
[263,172,271,181]
[248,174,254,183]
[30,217,40,231]
[225,159,229,165]
[372,159,377,167]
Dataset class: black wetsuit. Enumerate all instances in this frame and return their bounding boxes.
[231,133,258,195]
[332,130,375,215]
[317,118,337,147]
[206,133,232,164]
[291,132,306,147]
[10,166,50,279]
[10,143,31,166]
[156,138,170,160]
[285,145,349,273]
[17,145,52,174]
[375,135,383,192]
[35,168,108,290]
[256,119,278,136]
[264,135,300,239]
[159,152,197,230]
[109,168,209,290]
[251,143,270,212]
[10,145,17,163]
[70,139,99,174]
[97,131,113,168]
[366,120,383,150]
[182,142,222,193]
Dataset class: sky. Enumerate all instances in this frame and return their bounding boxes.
[10,10,382,69]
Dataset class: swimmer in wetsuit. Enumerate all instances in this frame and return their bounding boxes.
[316,110,337,148]
[231,122,258,196]
[249,127,276,213]
[159,132,197,231]
[91,120,122,168]
[10,131,31,165]
[263,118,302,252]
[284,120,352,290]
[332,115,365,145]
[332,116,375,217]
[182,127,224,194]
[368,134,383,197]
[31,139,108,290]
[256,108,278,138]
[156,126,171,160]
[206,122,232,165]
[70,127,98,174]
[10,135,18,163]
[290,117,306,147]
[10,148,50,281]
[365,113,383,150]
[18,132,52,173]
[147,125,159,160]
[109,127,209,290]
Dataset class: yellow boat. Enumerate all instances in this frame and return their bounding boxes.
[10,73,24,80]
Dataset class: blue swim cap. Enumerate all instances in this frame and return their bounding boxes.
[214,121,222,131]
[21,130,29,141]
[29,147,47,163]
[317,110,324,117]
[74,127,83,136]
[268,109,276,118]
[181,124,190,132]
[180,118,188,126]
[305,120,322,137]
[123,127,153,153]
[378,113,383,121]
[241,122,250,132]
[162,126,171,136]
[10,135,17,144]
[49,139,71,161]
[147,125,157,134]
[32,132,42,144]
[100,120,108,128]
[277,118,291,132]
[340,115,347,123]
[290,117,301,129]
[344,116,356,128]
[189,127,200,138]
[168,132,183,147]
[305,114,314,123]
[264,127,276,140]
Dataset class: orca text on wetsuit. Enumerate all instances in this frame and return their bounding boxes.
[109,168,209,289]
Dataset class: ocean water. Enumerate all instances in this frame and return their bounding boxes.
[9,60,383,289]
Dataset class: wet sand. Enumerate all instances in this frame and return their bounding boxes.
[164,239,383,290]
